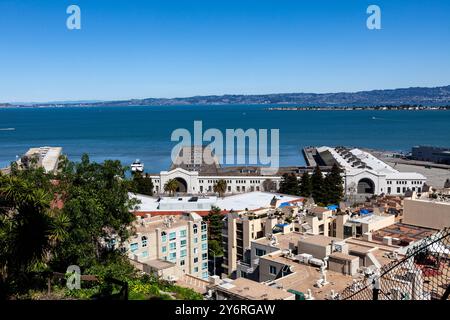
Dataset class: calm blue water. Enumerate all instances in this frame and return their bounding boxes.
[1,105,449,172]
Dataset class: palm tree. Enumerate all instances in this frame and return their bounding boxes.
[164,179,178,196]
[0,175,69,292]
[213,179,227,198]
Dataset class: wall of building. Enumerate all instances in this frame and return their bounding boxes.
[403,199,450,230]
[297,241,330,259]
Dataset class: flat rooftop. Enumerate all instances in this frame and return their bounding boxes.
[216,277,294,300]
[372,223,437,243]
[349,213,392,224]
[263,253,354,300]
[133,212,201,234]
[298,234,344,247]
[142,259,176,270]
[254,232,306,249]
[131,191,303,214]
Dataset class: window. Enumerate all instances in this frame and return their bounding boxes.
[202,271,208,279]
[162,246,167,253]
[180,260,185,266]
[194,237,198,244]
[194,257,198,263]
[255,248,266,257]
[169,242,176,250]
[161,232,167,242]
[180,249,187,257]
[202,253,208,260]
[180,229,187,238]
[141,236,148,247]
[269,265,277,275]
[202,262,208,270]
[142,251,148,258]
[130,243,138,253]
[201,222,207,232]
[180,239,187,247]
[201,234,207,241]
[169,252,176,260]
[202,243,207,251]
[193,224,198,234]
[169,232,176,241]
[194,267,199,273]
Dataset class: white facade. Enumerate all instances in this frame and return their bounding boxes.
[317,147,427,196]
[150,167,281,195]
[149,147,427,197]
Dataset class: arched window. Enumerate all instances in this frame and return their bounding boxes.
[193,224,198,234]
[161,231,167,242]
[201,221,207,232]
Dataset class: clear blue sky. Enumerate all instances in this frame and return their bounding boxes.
[1,0,450,102]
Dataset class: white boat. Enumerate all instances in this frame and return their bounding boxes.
[131,159,144,172]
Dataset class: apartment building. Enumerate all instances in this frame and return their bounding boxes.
[122,212,209,280]
[403,189,450,230]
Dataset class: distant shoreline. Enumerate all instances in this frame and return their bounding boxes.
[267,105,450,111]
[2,104,450,111]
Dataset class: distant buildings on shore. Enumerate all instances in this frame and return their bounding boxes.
[411,145,450,165]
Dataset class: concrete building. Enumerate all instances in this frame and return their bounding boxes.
[412,146,450,165]
[221,196,304,277]
[145,146,426,199]
[208,277,295,300]
[121,212,209,280]
[403,190,450,230]
[316,146,426,197]
[1,146,62,174]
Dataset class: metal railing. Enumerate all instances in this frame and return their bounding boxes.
[340,227,449,300]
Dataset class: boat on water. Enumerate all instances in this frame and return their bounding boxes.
[0,128,15,131]
[131,159,144,172]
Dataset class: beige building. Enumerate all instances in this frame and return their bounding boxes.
[209,277,295,300]
[403,191,450,230]
[122,212,209,280]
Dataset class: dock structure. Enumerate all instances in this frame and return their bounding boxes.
[1,146,62,174]
[302,147,318,167]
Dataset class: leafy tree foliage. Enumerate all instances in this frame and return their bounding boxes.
[204,206,223,256]
[278,173,300,195]
[299,172,312,197]
[164,179,178,196]
[213,179,227,198]
[311,166,325,204]
[130,173,154,196]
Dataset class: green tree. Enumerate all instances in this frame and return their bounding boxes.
[204,206,223,256]
[131,173,154,196]
[0,172,69,297]
[299,172,312,197]
[278,173,300,195]
[164,179,178,196]
[311,166,324,204]
[51,154,138,271]
[323,164,344,205]
[213,179,227,198]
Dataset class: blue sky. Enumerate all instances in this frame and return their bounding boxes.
[1,0,450,102]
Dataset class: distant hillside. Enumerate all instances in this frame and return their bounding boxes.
[9,85,450,107]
